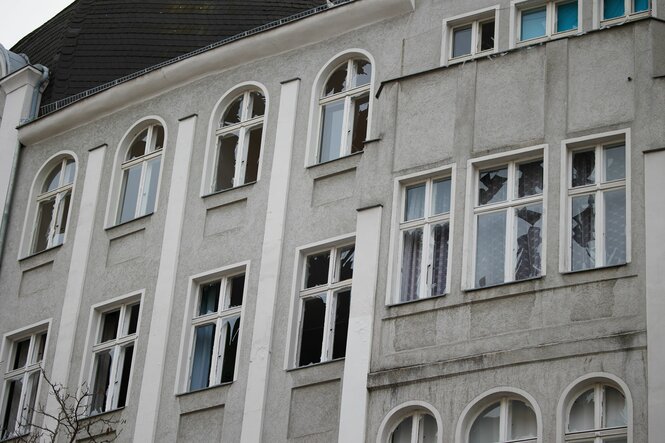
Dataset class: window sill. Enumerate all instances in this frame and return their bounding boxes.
[105,212,153,233]
[307,150,363,170]
[515,28,579,49]
[202,182,255,211]
[202,181,256,199]
[18,243,62,264]
[1,432,29,442]
[561,262,628,275]
[445,49,497,67]
[306,151,363,181]
[600,11,651,28]
[176,381,233,398]
[176,382,232,415]
[288,357,345,373]
[387,293,447,308]
[85,406,125,420]
[287,358,345,388]
[463,275,544,293]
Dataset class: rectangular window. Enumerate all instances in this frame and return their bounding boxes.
[89,301,140,415]
[445,8,497,63]
[398,175,452,301]
[296,245,354,367]
[566,140,627,271]
[188,273,245,391]
[516,1,578,44]
[471,155,545,288]
[1,328,48,440]
[602,0,650,20]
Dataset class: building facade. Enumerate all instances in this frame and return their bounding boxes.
[1,0,664,441]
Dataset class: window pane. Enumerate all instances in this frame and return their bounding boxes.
[199,281,220,316]
[521,7,547,41]
[142,157,161,215]
[243,126,262,184]
[116,344,134,408]
[118,164,142,223]
[319,100,345,163]
[557,1,578,32]
[34,197,55,253]
[480,20,495,52]
[432,179,451,215]
[605,189,626,266]
[324,64,347,96]
[569,388,595,432]
[331,290,350,359]
[420,414,438,443]
[215,132,239,191]
[220,316,240,383]
[391,417,413,443]
[405,184,426,221]
[34,333,47,363]
[126,303,140,335]
[127,128,148,160]
[2,378,23,438]
[298,295,326,366]
[250,91,265,118]
[12,339,30,370]
[91,350,113,414]
[222,95,243,127]
[515,204,543,281]
[354,60,372,88]
[571,194,596,271]
[53,191,71,246]
[100,310,120,343]
[478,167,508,205]
[431,222,449,296]
[469,403,501,443]
[518,160,544,197]
[63,159,76,185]
[190,324,215,391]
[604,386,627,428]
[229,274,245,308]
[604,0,625,19]
[476,211,507,287]
[24,371,40,427]
[509,400,537,440]
[152,125,164,151]
[572,150,596,187]
[400,228,423,301]
[306,251,330,288]
[634,0,650,12]
[43,164,62,193]
[604,145,625,182]
[452,25,472,58]
[604,438,627,443]
[350,94,369,154]
[338,246,355,281]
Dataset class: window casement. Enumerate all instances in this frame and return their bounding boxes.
[467,397,538,443]
[295,244,354,367]
[317,58,371,163]
[565,383,627,443]
[88,301,140,415]
[1,330,47,440]
[469,151,545,289]
[565,140,627,272]
[601,0,650,22]
[116,124,164,225]
[397,175,452,302]
[31,157,76,254]
[515,0,579,44]
[443,7,498,64]
[389,412,438,443]
[187,273,245,391]
[212,90,265,192]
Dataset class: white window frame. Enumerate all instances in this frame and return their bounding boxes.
[564,383,628,442]
[376,401,444,443]
[559,129,631,273]
[462,145,548,290]
[596,0,651,26]
[175,262,249,394]
[0,321,50,440]
[510,0,582,48]
[441,5,500,66]
[466,397,538,443]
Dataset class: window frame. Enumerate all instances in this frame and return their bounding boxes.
[598,0,651,25]
[559,129,631,273]
[0,321,50,440]
[377,401,443,443]
[564,383,628,442]
[466,397,538,443]
[462,145,548,290]
[510,0,582,48]
[441,5,500,66]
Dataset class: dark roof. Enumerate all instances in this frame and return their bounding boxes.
[11,0,327,107]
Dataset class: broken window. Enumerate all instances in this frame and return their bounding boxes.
[473,157,544,288]
[89,301,140,415]
[567,142,626,271]
[1,329,48,440]
[468,398,537,443]
[117,124,163,224]
[32,157,76,254]
[398,175,452,302]
[188,273,245,391]
[297,245,354,367]
[213,90,265,192]
[389,412,437,443]
[445,7,496,63]
[318,58,372,163]
[566,382,627,442]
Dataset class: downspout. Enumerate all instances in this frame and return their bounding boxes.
[0,64,49,266]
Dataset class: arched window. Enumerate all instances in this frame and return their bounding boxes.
[565,383,627,442]
[116,123,164,224]
[317,58,372,163]
[31,157,76,253]
[389,412,437,443]
[212,89,265,192]
[467,397,537,443]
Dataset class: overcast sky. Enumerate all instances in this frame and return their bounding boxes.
[1,0,75,49]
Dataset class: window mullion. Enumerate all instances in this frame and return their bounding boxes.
[596,187,605,267]
[421,222,432,298]
[410,414,420,443]
[324,289,336,361]
[471,21,479,56]
[235,127,248,187]
[134,161,148,218]
[500,398,509,441]
[596,384,604,431]
[341,96,352,157]
[105,346,120,411]
[208,318,223,387]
